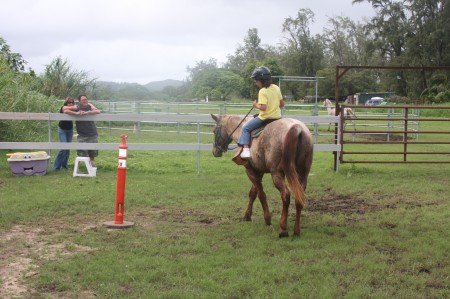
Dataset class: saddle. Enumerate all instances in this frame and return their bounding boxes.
[232,118,280,165]
[251,118,279,138]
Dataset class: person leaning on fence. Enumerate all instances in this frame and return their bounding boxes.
[53,96,76,171]
[237,66,283,159]
[64,95,101,167]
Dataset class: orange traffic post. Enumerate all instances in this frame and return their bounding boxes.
[104,134,134,229]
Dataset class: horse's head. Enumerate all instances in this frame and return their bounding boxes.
[343,108,356,119]
[211,114,232,157]
[323,99,332,107]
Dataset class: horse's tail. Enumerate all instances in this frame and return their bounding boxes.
[281,124,308,209]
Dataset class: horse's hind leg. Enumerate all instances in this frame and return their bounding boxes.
[294,202,302,237]
[271,173,290,237]
[293,165,311,236]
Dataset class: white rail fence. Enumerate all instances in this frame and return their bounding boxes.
[0,112,341,172]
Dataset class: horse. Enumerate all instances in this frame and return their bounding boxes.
[211,114,314,237]
[323,98,356,131]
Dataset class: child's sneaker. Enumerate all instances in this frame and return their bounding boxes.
[240,148,251,159]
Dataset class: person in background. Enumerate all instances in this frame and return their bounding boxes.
[63,95,101,167]
[238,66,283,159]
[53,97,76,171]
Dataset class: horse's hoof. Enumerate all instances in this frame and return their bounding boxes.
[243,216,252,222]
[264,216,272,226]
[293,232,301,237]
[278,231,289,238]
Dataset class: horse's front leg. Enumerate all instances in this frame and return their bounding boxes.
[243,185,257,221]
[256,181,272,226]
[245,168,271,225]
[271,173,290,238]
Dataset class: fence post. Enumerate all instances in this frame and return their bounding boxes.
[197,122,201,176]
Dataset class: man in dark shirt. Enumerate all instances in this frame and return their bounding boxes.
[65,95,101,167]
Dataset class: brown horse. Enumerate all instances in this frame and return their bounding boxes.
[211,114,314,237]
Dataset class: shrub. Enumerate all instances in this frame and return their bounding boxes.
[0,59,56,142]
[434,90,450,104]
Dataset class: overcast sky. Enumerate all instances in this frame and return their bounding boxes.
[1,0,375,84]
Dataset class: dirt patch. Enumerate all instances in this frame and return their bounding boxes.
[0,224,96,299]
[308,192,381,215]
[134,208,221,227]
[0,226,41,298]
[0,208,217,298]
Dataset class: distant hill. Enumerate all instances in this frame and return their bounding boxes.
[96,79,184,92]
[95,81,140,91]
[144,79,184,92]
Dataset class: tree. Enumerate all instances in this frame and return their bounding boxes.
[276,9,324,99]
[317,67,377,100]
[352,0,412,95]
[279,8,324,77]
[39,57,96,98]
[352,0,450,98]
[420,73,450,103]
[322,16,375,66]
[186,58,218,82]
[225,28,266,70]
[236,59,284,100]
[406,0,449,66]
[190,68,244,101]
[0,37,28,72]
[404,0,449,98]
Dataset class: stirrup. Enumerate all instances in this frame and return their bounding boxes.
[232,148,247,165]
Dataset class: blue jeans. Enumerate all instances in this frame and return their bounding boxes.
[238,117,264,146]
[53,127,73,170]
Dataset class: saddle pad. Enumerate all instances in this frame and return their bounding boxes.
[251,127,265,138]
[250,118,280,138]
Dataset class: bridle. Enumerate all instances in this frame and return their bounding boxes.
[213,107,253,154]
[213,124,233,153]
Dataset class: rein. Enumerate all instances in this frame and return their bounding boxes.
[214,107,253,154]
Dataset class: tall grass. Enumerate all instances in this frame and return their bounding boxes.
[0,59,57,142]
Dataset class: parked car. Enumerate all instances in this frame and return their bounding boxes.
[365,97,387,106]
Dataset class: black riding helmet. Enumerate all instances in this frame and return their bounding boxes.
[250,66,272,81]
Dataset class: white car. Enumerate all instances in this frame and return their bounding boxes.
[365,98,386,106]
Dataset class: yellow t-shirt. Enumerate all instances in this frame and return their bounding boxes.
[257,84,282,120]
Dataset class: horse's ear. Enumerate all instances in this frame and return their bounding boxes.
[211,114,219,122]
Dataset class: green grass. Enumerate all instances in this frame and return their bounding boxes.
[1,108,449,298]
[1,148,449,298]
